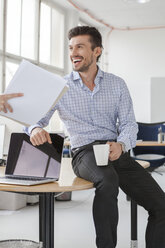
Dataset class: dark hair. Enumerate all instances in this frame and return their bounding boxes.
[68,26,103,62]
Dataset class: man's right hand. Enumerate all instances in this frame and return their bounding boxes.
[30,127,52,146]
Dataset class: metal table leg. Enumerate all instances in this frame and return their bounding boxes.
[39,193,55,248]
[130,199,138,248]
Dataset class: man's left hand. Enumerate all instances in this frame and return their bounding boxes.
[107,142,122,161]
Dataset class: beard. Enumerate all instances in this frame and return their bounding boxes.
[73,55,94,72]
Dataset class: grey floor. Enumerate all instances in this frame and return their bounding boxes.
[0,188,149,248]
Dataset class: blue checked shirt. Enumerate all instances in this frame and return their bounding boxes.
[24,68,138,151]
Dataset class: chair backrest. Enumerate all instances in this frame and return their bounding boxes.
[133,122,165,156]
[137,122,165,141]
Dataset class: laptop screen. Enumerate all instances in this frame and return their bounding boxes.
[6,133,64,179]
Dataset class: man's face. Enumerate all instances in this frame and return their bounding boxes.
[69,35,100,72]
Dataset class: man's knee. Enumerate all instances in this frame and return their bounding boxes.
[149,207,165,223]
[95,168,119,197]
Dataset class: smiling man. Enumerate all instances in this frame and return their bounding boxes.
[24,26,165,248]
[69,33,101,71]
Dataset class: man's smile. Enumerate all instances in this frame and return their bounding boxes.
[72,57,83,65]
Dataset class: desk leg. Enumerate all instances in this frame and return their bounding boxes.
[131,199,138,248]
[39,193,55,248]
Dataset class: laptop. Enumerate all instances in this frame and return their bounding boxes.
[0,132,64,186]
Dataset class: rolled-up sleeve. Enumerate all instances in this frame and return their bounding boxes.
[23,106,57,135]
[117,81,138,151]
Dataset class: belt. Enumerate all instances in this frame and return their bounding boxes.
[71,139,116,155]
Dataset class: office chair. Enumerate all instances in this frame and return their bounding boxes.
[132,122,165,170]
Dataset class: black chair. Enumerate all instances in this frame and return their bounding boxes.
[132,122,165,170]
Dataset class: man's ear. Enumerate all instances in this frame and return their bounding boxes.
[94,47,102,60]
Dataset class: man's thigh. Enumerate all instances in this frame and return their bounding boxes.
[113,153,165,211]
[72,145,118,187]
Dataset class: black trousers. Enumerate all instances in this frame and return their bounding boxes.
[72,143,165,248]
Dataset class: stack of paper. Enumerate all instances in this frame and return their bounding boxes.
[0,60,68,126]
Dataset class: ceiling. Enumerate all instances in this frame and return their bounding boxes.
[52,0,165,29]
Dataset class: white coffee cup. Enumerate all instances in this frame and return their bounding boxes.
[93,144,110,166]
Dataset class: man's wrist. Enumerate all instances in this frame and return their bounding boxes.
[118,142,126,153]
[28,125,41,135]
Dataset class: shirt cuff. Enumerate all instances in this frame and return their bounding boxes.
[117,141,127,153]
[23,124,42,136]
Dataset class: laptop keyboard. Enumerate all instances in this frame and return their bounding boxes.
[3,176,48,181]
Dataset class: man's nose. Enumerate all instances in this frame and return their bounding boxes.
[70,47,77,56]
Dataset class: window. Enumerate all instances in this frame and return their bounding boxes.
[40,2,64,68]
[21,0,37,59]
[0,56,2,92]
[51,8,64,68]
[2,0,65,90]
[5,60,19,88]
[6,0,21,55]
[1,0,67,132]
[40,3,51,65]
[6,0,37,59]
[0,0,3,51]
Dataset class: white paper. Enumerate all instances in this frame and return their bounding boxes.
[0,60,68,126]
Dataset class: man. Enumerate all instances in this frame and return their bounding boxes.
[25,26,165,248]
[0,93,23,113]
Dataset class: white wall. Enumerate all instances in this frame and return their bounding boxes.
[151,77,165,123]
[106,29,165,123]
